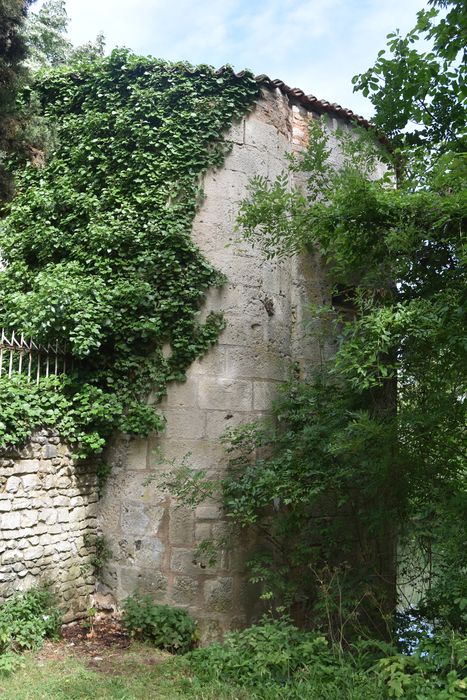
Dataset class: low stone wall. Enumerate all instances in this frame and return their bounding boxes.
[0,429,99,620]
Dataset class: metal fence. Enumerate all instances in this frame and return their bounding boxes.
[0,330,69,383]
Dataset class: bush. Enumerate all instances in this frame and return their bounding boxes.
[183,616,467,699]
[374,629,467,699]
[0,588,61,676]
[183,616,385,699]
[185,616,333,687]
[122,595,197,654]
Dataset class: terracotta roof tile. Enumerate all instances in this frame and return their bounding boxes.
[213,67,390,147]
[214,67,393,148]
[257,74,373,129]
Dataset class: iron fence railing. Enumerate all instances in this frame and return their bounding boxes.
[0,329,69,383]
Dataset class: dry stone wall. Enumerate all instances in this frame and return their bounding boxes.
[0,429,98,620]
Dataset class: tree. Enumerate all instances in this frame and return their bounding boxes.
[215,0,466,636]
[352,0,466,159]
[0,0,35,203]
[24,0,105,69]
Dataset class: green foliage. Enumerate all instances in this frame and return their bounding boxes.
[24,0,105,69]
[352,0,466,159]
[122,594,198,654]
[23,0,71,68]
[0,374,128,458]
[184,616,466,699]
[374,630,467,699]
[166,376,398,641]
[82,533,112,576]
[236,104,466,633]
[0,50,258,455]
[185,615,337,688]
[0,0,35,202]
[0,587,61,675]
[0,615,464,698]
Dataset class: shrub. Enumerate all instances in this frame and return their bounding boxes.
[374,629,467,699]
[122,595,197,654]
[0,588,61,676]
[183,616,467,699]
[185,615,333,687]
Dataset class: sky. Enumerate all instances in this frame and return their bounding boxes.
[35,0,427,119]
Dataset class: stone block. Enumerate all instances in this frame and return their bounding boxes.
[169,507,195,546]
[192,219,230,254]
[223,143,268,179]
[119,566,167,599]
[57,508,70,523]
[52,495,69,507]
[224,118,244,145]
[194,616,224,645]
[198,378,253,412]
[55,541,72,553]
[5,476,21,493]
[69,496,84,508]
[203,577,233,613]
[205,410,252,439]
[120,502,165,537]
[206,252,266,289]
[170,548,212,577]
[69,506,87,523]
[194,521,211,540]
[220,316,266,348]
[1,549,20,565]
[12,497,31,510]
[203,167,251,208]
[160,377,198,409]
[133,536,165,568]
[0,512,21,529]
[187,346,227,377]
[164,408,206,440]
[172,576,199,605]
[196,505,221,521]
[245,119,289,161]
[20,511,38,528]
[42,475,58,490]
[149,437,226,472]
[23,545,44,561]
[125,438,149,471]
[13,459,39,474]
[21,474,40,491]
[41,508,58,525]
[225,347,288,381]
[201,285,263,320]
[253,380,279,411]
[43,444,57,459]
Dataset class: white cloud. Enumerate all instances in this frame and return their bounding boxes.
[33,0,428,117]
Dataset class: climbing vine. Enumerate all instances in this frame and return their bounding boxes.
[0,49,259,456]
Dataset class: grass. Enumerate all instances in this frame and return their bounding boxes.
[0,643,248,700]
[0,641,386,700]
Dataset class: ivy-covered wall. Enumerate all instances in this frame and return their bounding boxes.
[0,51,259,457]
[0,54,365,637]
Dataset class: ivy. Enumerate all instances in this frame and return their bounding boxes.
[0,49,259,456]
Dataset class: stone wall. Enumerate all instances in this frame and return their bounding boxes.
[97,88,340,641]
[0,429,98,620]
[0,88,367,637]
